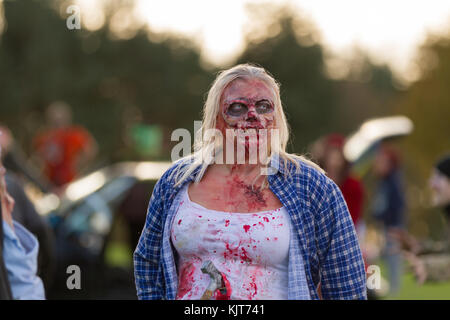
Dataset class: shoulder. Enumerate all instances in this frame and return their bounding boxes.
[284,155,331,191]
[155,156,196,191]
[284,155,342,212]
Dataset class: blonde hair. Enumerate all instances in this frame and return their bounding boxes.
[172,63,323,188]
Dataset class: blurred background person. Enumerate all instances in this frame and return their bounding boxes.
[0,126,56,291]
[32,101,98,188]
[430,154,450,229]
[1,143,45,300]
[311,133,366,241]
[371,143,406,296]
[394,153,450,284]
[0,186,12,300]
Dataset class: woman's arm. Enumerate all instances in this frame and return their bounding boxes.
[316,179,367,300]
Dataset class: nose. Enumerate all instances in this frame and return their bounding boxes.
[246,106,258,120]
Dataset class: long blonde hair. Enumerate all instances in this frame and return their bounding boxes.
[172,63,323,187]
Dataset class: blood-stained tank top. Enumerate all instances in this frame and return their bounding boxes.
[171,185,290,300]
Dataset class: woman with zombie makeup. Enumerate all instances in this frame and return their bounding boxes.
[134,64,366,300]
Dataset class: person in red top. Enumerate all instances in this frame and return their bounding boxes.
[33,101,97,187]
[311,134,368,299]
[311,133,365,229]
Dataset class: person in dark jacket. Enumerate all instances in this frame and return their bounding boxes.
[371,144,406,295]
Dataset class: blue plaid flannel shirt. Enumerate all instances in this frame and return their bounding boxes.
[134,155,367,300]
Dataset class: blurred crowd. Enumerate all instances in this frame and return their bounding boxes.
[310,133,450,298]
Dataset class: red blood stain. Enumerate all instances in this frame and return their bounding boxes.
[243,225,251,232]
[225,220,230,227]
[247,275,258,299]
[263,217,269,222]
[198,215,202,218]
[240,247,252,263]
[178,219,182,225]
[258,222,264,228]
[177,263,196,299]
[224,242,239,260]
[227,175,267,211]
[274,237,278,241]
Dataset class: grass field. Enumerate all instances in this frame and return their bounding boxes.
[385,273,450,300]
[377,260,450,300]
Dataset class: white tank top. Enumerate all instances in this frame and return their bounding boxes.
[171,185,291,300]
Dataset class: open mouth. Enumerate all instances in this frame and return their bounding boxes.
[234,128,268,149]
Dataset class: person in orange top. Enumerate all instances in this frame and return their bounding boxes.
[33,101,97,187]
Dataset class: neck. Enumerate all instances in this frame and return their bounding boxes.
[215,163,262,176]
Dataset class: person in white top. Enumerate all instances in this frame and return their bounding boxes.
[171,185,291,300]
[167,64,312,300]
[134,64,367,300]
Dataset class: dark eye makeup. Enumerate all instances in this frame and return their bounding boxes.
[227,103,248,116]
[225,100,274,117]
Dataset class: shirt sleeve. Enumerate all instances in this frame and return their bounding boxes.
[133,178,165,300]
[2,220,46,300]
[316,179,367,300]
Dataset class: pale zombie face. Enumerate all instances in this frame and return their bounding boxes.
[217,78,276,155]
[429,170,450,207]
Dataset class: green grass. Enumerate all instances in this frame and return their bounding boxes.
[377,260,450,300]
[386,273,450,300]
